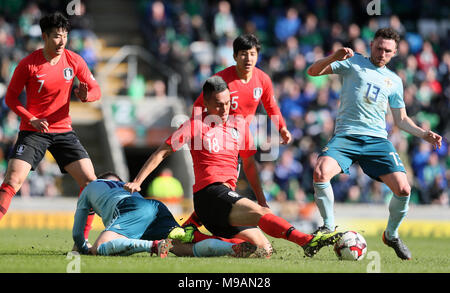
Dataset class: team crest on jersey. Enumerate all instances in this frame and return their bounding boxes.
[384,78,392,88]
[231,128,239,140]
[63,67,74,81]
[253,87,262,101]
[16,145,25,156]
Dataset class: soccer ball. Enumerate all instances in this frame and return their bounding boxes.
[334,231,367,261]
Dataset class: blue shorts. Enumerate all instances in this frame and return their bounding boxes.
[105,197,179,240]
[319,134,406,181]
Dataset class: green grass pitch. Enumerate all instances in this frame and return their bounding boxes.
[0,228,449,274]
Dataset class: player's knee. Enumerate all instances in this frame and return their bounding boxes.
[3,176,24,192]
[313,167,328,182]
[396,184,411,197]
[256,206,271,218]
[82,177,96,187]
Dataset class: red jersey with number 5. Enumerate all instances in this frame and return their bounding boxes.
[165,113,256,193]
[192,65,286,130]
[5,49,101,133]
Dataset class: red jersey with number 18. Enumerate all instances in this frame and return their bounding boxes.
[192,65,286,130]
[5,48,101,133]
[165,113,256,193]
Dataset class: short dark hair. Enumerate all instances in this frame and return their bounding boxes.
[97,171,123,182]
[202,76,229,101]
[233,34,261,56]
[39,12,70,35]
[374,27,400,48]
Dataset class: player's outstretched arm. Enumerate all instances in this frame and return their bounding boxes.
[241,155,269,208]
[307,47,354,76]
[124,143,174,193]
[391,107,442,150]
[72,207,90,254]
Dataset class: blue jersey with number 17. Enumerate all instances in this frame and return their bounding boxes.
[330,53,405,139]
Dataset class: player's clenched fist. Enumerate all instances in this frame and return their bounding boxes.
[74,82,89,102]
[333,47,354,61]
[124,182,141,194]
[423,130,442,150]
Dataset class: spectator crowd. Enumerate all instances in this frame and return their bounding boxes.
[137,0,449,207]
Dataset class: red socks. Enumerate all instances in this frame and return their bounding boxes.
[0,183,16,220]
[181,211,202,227]
[84,211,95,240]
[258,213,313,247]
[192,230,245,244]
[79,187,94,240]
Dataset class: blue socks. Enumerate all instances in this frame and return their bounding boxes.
[97,238,237,257]
[192,239,235,257]
[314,180,409,240]
[97,238,153,256]
[386,194,410,240]
[313,181,335,230]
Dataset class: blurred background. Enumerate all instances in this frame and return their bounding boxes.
[0,0,448,233]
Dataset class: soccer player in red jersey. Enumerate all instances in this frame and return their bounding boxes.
[192,34,291,143]
[183,34,292,228]
[0,13,100,240]
[124,76,340,257]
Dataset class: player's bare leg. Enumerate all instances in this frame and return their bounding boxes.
[234,227,273,258]
[64,158,97,188]
[380,172,411,198]
[228,197,340,257]
[65,158,97,240]
[91,230,126,254]
[0,159,32,220]
[227,197,272,255]
[379,171,412,260]
[170,239,258,258]
[228,197,272,225]
[313,156,342,182]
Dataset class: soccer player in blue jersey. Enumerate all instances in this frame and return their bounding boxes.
[307,28,442,260]
[72,172,258,258]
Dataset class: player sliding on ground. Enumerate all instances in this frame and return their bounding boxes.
[307,27,442,260]
[124,76,341,258]
[72,172,259,258]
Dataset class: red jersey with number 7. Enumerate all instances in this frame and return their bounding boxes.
[165,113,257,193]
[5,49,101,133]
[192,65,286,130]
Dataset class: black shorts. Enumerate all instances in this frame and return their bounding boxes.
[10,131,90,173]
[193,183,254,239]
